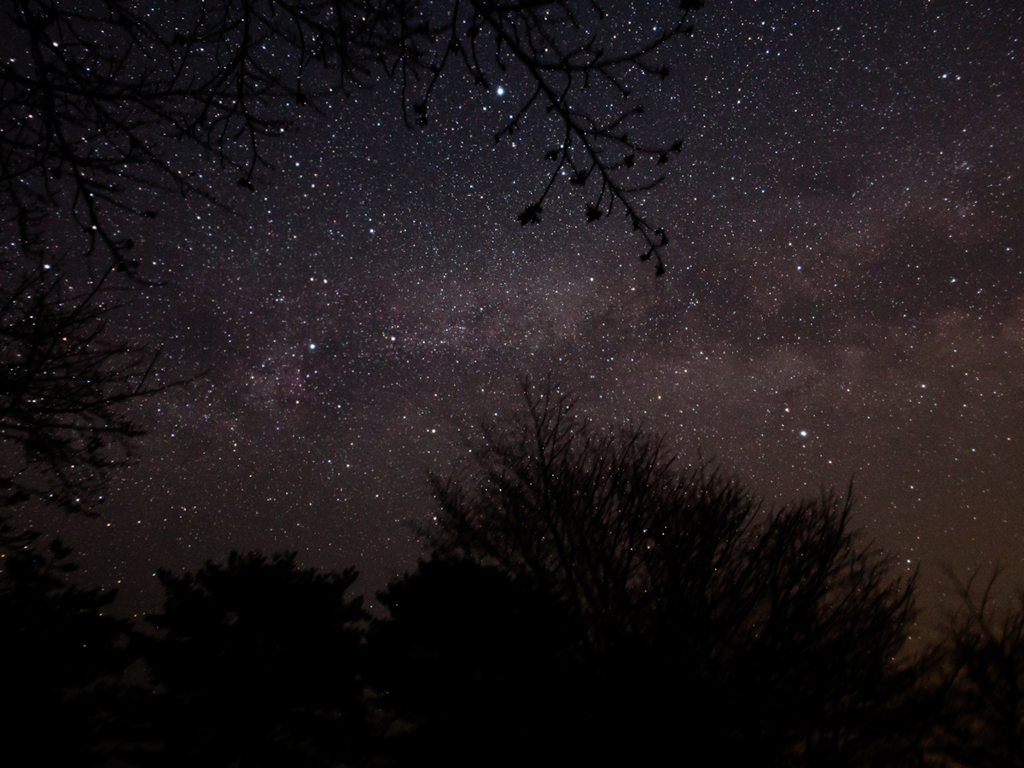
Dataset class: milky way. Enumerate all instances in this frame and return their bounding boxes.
[39,0,1024,618]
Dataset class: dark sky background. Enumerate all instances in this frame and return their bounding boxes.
[28,0,1024,620]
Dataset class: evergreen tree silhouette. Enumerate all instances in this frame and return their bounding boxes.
[368,555,581,766]
[142,551,368,767]
[0,518,135,766]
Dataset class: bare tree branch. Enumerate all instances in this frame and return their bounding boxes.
[424,376,919,763]
[0,241,191,513]
[1,0,702,275]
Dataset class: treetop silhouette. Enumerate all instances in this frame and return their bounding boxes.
[143,550,369,766]
[421,377,921,765]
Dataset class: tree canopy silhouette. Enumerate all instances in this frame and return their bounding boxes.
[368,555,580,766]
[2,0,702,274]
[927,569,1024,768]
[142,551,369,767]
[420,378,921,766]
[0,517,135,765]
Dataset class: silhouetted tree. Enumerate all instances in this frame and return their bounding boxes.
[368,555,582,766]
[422,378,920,767]
[0,517,136,765]
[2,0,702,274]
[928,569,1024,768]
[0,247,176,513]
[142,551,369,767]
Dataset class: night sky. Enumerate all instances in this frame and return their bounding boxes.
[33,0,1024,618]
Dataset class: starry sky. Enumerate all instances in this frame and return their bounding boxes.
[35,0,1024,618]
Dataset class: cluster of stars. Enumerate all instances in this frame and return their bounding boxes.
[49,0,1024,616]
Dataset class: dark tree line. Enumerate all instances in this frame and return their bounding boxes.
[0,517,135,765]
[6,385,1022,767]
